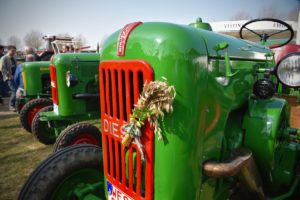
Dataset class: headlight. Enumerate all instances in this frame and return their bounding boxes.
[276,52,300,88]
[66,71,78,87]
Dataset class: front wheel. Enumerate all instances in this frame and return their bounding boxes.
[31,105,56,145]
[18,144,105,200]
[53,122,102,153]
[19,98,52,133]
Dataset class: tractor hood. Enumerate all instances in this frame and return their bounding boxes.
[21,61,50,96]
[101,22,272,63]
[52,53,100,66]
[22,61,50,70]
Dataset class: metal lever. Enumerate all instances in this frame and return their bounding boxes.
[214,42,239,77]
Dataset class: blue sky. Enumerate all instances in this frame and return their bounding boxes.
[0,0,298,48]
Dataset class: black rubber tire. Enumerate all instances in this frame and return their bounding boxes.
[53,122,102,153]
[17,102,25,113]
[31,105,56,145]
[19,98,52,133]
[18,144,104,200]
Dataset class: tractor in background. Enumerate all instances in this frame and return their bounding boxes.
[18,35,60,132]
[19,61,52,132]
[19,20,300,200]
[30,53,102,146]
[19,36,81,133]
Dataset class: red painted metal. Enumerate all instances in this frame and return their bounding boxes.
[27,105,46,126]
[117,22,143,56]
[99,60,154,200]
[71,133,100,146]
[272,43,300,63]
[50,64,59,105]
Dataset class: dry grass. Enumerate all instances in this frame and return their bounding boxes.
[0,102,52,200]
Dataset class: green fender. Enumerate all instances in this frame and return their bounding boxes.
[243,97,297,195]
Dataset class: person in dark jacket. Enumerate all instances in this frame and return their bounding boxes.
[14,64,24,100]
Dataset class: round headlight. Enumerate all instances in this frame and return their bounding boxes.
[276,52,300,88]
[66,71,78,87]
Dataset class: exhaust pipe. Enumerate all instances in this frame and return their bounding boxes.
[203,148,265,200]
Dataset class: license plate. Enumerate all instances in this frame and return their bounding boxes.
[107,181,133,200]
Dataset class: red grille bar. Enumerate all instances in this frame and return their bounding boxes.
[99,60,154,200]
[49,64,58,105]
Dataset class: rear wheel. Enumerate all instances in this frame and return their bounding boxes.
[18,144,105,200]
[31,105,56,145]
[53,122,102,153]
[19,98,52,133]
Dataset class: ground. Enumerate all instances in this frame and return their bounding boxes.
[0,98,52,200]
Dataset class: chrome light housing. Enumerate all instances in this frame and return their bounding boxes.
[276,52,300,88]
[66,71,78,87]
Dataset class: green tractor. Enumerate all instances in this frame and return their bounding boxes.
[19,61,52,132]
[31,53,102,146]
[18,36,75,133]
[19,20,300,200]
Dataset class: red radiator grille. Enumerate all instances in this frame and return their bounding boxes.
[99,60,154,200]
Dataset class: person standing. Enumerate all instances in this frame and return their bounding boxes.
[25,47,39,62]
[0,45,4,104]
[62,45,70,53]
[14,63,24,101]
[14,47,35,106]
[0,45,4,58]
[0,45,17,111]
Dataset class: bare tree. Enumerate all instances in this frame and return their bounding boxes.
[7,36,21,49]
[57,33,72,38]
[98,34,108,52]
[74,34,87,49]
[230,11,252,20]
[24,30,44,49]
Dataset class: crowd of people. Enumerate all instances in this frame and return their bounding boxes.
[0,45,40,111]
[0,44,75,111]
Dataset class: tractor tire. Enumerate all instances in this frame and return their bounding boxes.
[17,102,25,113]
[53,122,102,153]
[19,98,52,133]
[18,144,105,200]
[31,105,56,145]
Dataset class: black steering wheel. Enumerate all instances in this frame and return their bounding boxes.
[239,18,294,49]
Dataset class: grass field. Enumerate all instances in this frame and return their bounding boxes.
[0,100,52,200]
